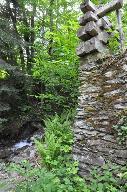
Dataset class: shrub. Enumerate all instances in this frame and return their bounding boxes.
[87,163,127,192]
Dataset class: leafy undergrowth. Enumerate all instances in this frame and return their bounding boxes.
[88,163,127,192]
[114,116,127,143]
[4,112,127,192]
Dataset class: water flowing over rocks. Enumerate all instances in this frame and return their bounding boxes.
[0,130,44,191]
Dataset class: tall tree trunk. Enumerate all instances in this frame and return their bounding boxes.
[22,5,36,74]
[48,0,55,56]
[30,5,36,66]
[6,0,25,70]
[22,10,31,72]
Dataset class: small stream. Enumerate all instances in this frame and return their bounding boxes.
[0,130,43,161]
[0,131,44,192]
[12,140,32,150]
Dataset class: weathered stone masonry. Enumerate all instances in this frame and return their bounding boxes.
[73,0,127,176]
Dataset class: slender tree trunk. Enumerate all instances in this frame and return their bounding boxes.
[22,10,31,72]
[22,5,36,74]
[30,5,36,65]
[6,0,25,70]
[48,0,55,56]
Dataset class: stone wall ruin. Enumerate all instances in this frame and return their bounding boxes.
[73,0,127,176]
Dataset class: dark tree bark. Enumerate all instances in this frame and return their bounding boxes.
[48,0,55,56]
[30,5,36,64]
[6,0,25,70]
[5,0,36,74]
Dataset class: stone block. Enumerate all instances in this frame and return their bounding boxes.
[86,21,99,36]
[115,150,127,158]
[96,0,123,18]
[103,16,112,29]
[77,21,99,41]
[98,31,110,44]
[97,17,112,30]
[79,11,98,26]
[80,52,109,64]
[77,27,90,41]
[80,1,96,14]
[76,37,107,57]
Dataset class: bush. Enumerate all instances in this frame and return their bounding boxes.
[88,163,127,192]
[32,19,79,115]
[34,114,89,192]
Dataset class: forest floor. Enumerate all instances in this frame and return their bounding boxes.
[0,131,43,192]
